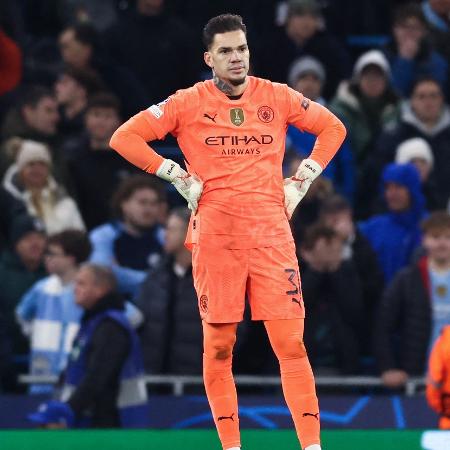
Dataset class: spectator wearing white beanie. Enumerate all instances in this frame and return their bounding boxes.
[395,137,440,209]
[2,140,85,234]
[395,137,434,181]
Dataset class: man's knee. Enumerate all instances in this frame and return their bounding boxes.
[204,330,237,360]
[272,334,307,360]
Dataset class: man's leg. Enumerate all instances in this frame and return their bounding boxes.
[264,318,321,450]
[203,321,241,450]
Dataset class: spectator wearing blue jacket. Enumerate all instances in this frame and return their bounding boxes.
[359,163,427,283]
[89,175,166,297]
[16,230,143,395]
[286,55,355,202]
[383,3,448,97]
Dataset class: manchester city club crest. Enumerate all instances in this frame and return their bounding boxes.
[230,108,244,126]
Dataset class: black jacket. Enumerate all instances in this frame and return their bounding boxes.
[67,292,130,427]
[135,257,202,374]
[301,260,364,374]
[374,257,431,375]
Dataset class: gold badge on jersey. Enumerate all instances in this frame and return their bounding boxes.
[230,108,244,126]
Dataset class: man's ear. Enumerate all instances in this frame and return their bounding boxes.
[204,51,213,69]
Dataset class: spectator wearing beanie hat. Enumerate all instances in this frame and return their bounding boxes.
[2,140,85,234]
[286,55,355,201]
[395,137,440,209]
[0,214,46,392]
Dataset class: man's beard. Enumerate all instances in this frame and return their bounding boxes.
[229,77,246,86]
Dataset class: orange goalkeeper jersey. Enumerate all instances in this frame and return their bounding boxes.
[110,76,346,249]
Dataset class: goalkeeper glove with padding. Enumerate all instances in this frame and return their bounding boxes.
[284,158,322,219]
[156,159,203,212]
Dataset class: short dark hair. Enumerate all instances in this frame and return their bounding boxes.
[69,22,99,50]
[301,224,339,251]
[86,91,121,114]
[392,3,427,27]
[111,175,167,219]
[319,194,352,217]
[411,76,442,95]
[203,14,247,49]
[421,211,450,234]
[20,85,54,109]
[47,229,92,265]
[62,66,104,95]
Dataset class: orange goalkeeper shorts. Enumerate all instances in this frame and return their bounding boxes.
[192,241,305,323]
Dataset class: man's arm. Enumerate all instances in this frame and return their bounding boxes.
[109,106,202,211]
[284,94,347,218]
[67,319,130,415]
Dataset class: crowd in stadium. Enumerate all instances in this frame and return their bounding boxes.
[1,0,450,407]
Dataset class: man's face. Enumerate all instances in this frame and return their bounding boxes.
[55,74,85,105]
[44,244,75,276]
[286,14,319,42]
[294,73,322,100]
[15,232,46,265]
[321,210,354,239]
[22,97,59,135]
[410,157,432,182]
[423,229,450,264]
[164,214,187,254]
[384,182,411,212]
[85,107,120,142]
[121,188,162,229]
[74,267,102,308]
[410,81,444,124]
[393,17,426,44]
[359,67,387,98]
[204,30,250,86]
[59,29,91,69]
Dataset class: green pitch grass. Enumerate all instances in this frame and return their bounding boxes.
[0,429,424,450]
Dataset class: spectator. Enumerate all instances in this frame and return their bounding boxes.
[135,207,201,375]
[330,50,399,169]
[103,0,199,105]
[0,215,46,391]
[2,140,85,234]
[64,93,140,229]
[28,264,149,428]
[89,175,166,297]
[374,77,450,209]
[426,325,450,429]
[300,224,364,374]
[58,22,148,117]
[54,66,103,137]
[0,185,29,251]
[319,194,384,364]
[286,56,355,201]
[422,0,450,62]
[359,163,427,283]
[395,137,440,209]
[16,230,91,394]
[375,211,450,388]
[256,0,352,99]
[383,3,448,97]
[0,85,59,145]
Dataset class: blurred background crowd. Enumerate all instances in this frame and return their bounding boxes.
[1,0,450,400]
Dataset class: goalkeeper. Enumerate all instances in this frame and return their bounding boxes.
[110,13,345,450]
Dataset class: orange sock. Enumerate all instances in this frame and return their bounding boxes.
[203,321,240,450]
[265,318,320,449]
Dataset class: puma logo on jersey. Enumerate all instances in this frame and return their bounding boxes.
[302,412,319,420]
[204,113,217,122]
[292,298,302,307]
[218,413,235,422]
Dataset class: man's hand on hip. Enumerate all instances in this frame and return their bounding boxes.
[284,158,322,219]
[156,159,203,212]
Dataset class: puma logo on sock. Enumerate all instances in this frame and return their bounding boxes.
[302,412,319,420]
[218,413,235,422]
